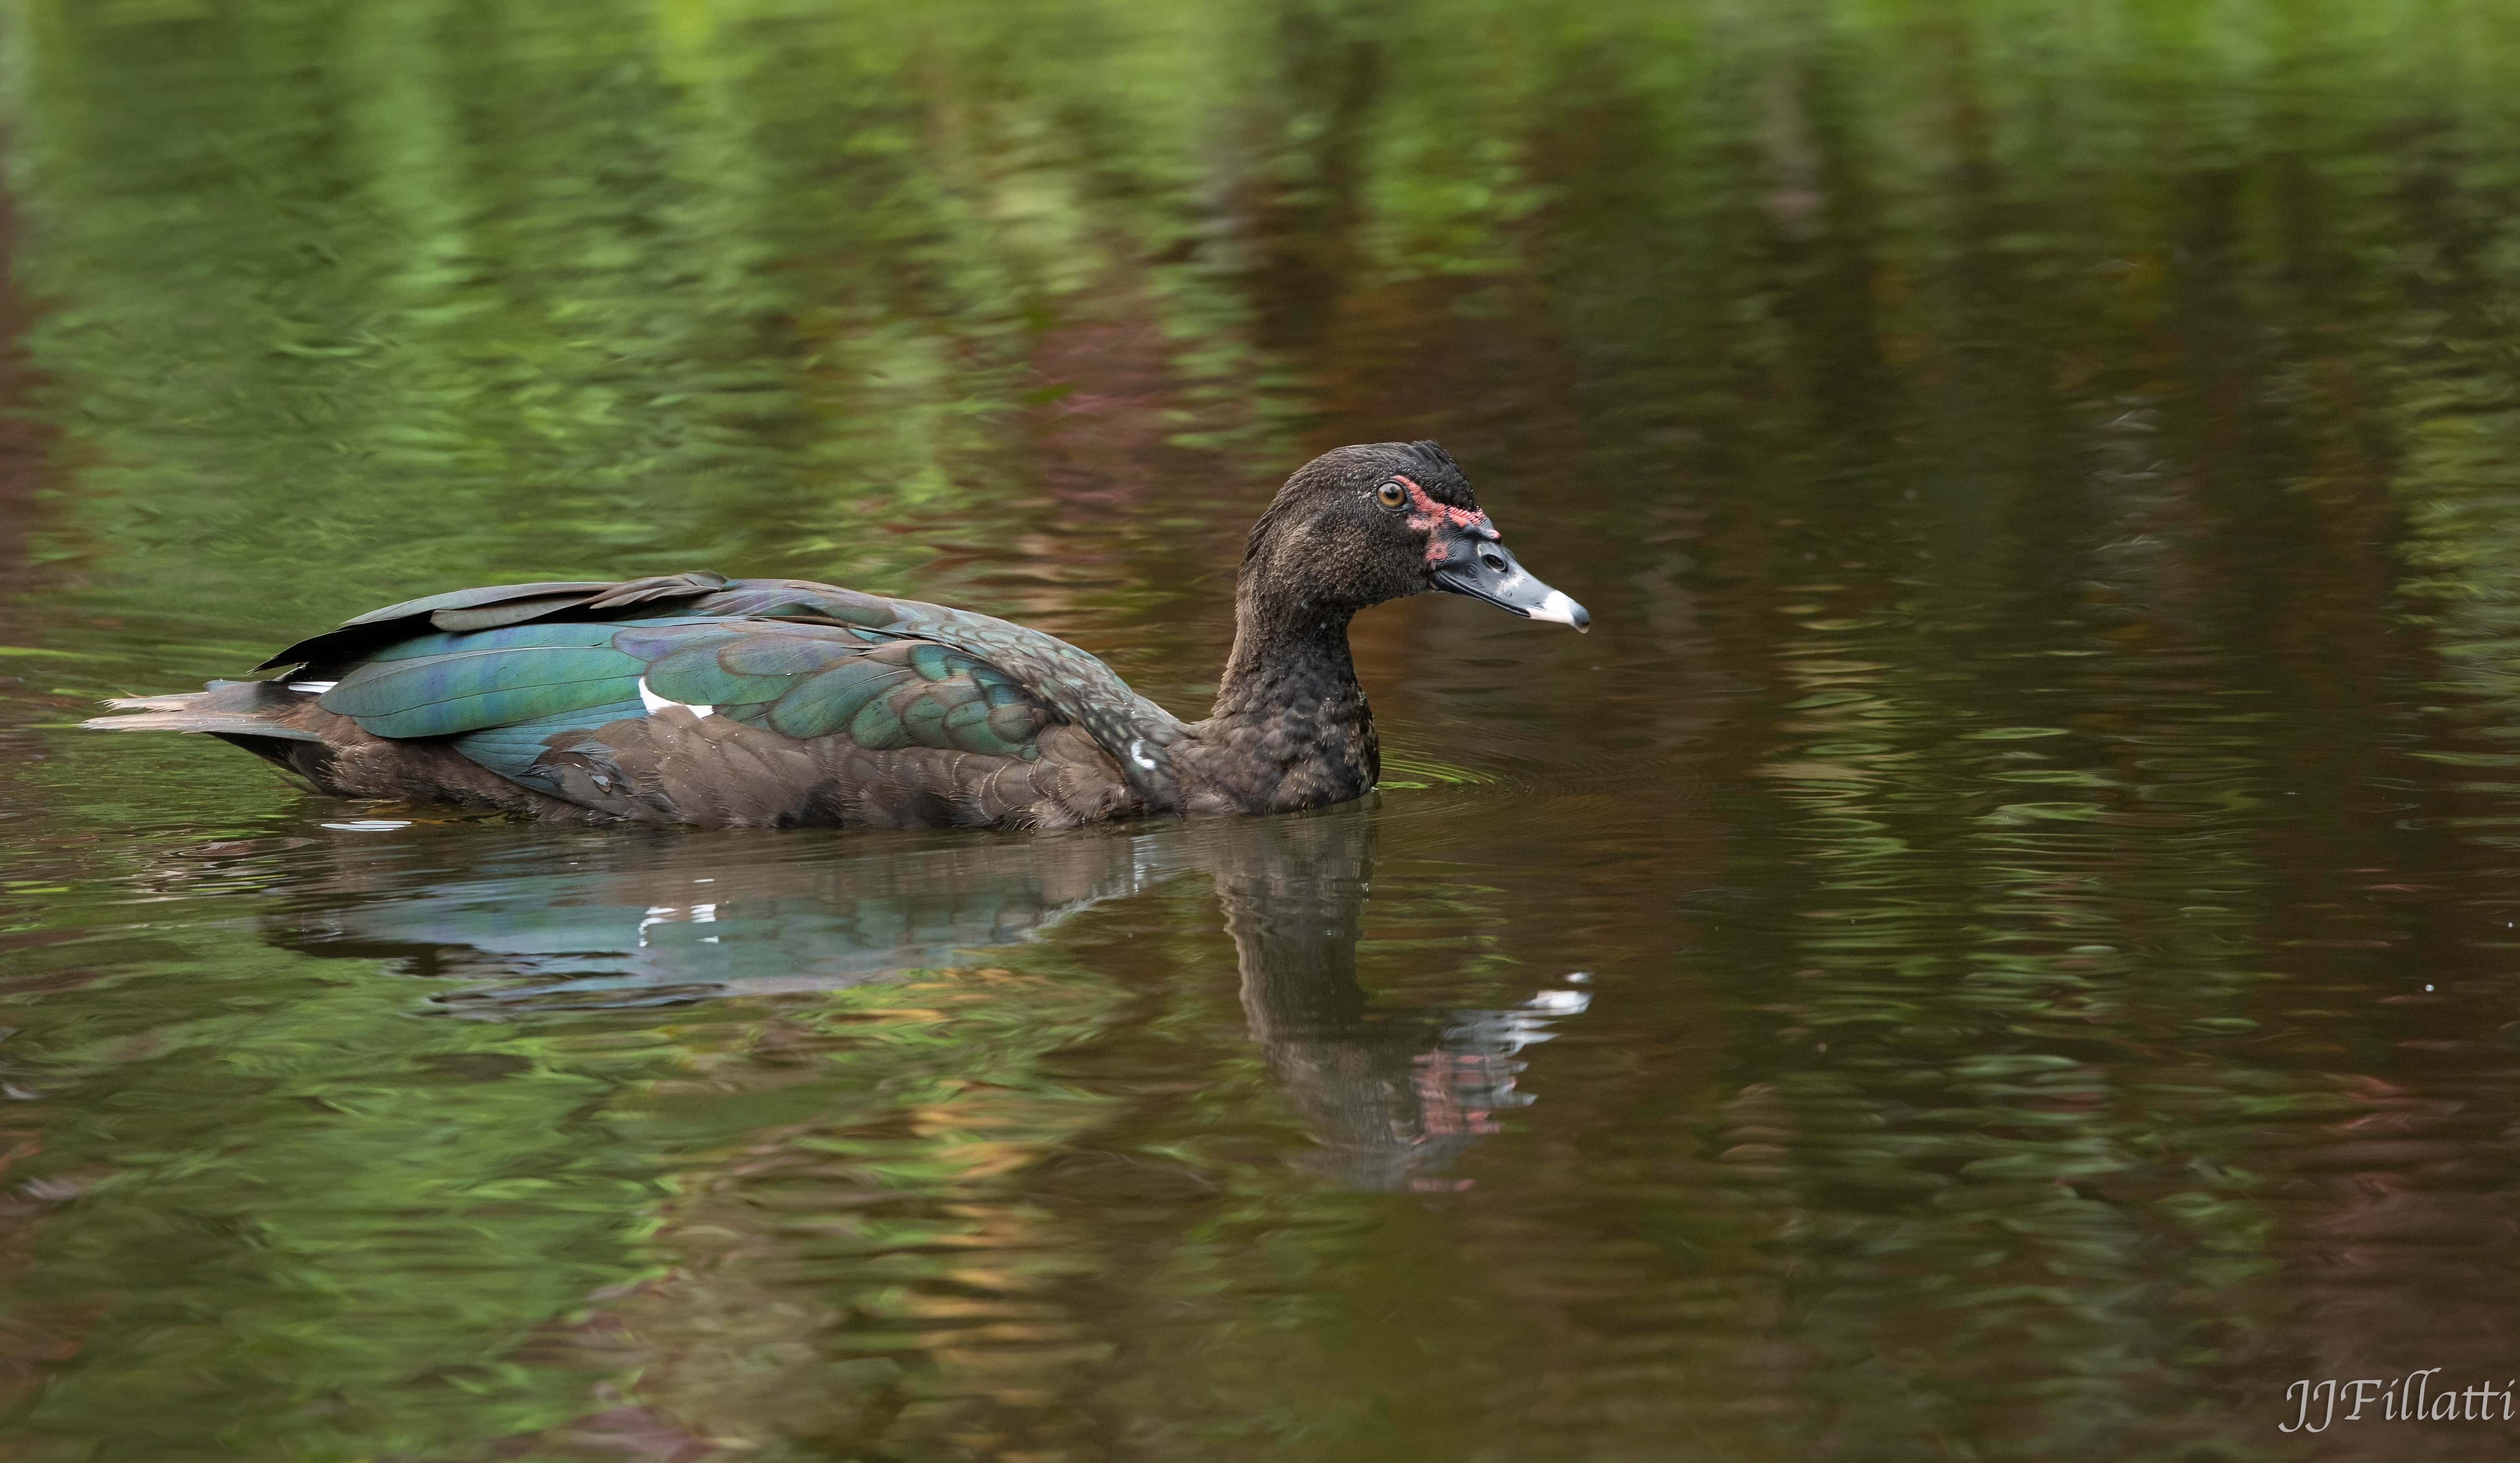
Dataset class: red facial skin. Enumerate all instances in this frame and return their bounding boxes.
[1394,474,1499,564]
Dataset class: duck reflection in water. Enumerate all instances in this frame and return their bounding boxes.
[258,805,1588,1190]
[1209,813,1590,1190]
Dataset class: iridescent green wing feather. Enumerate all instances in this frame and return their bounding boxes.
[318,623,650,738]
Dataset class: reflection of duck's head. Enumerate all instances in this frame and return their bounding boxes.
[1210,810,1589,1191]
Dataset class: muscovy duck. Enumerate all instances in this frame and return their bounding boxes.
[86,441,1587,828]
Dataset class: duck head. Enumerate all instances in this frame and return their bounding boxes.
[1244,440,1589,630]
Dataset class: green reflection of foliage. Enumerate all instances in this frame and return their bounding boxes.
[5,0,1281,630]
[0,867,1139,1460]
[1,926,655,1458]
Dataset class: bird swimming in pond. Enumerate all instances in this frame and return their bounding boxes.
[86,441,1588,828]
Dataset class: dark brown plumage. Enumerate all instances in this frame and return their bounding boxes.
[87,442,1588,828]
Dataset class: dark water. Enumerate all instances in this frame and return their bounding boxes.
[5,3,2520,1459]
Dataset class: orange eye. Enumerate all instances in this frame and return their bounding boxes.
[1376,481,1407,510]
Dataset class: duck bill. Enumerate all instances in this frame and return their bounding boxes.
[1431,538,1590,631]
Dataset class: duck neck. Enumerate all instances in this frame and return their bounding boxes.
[1214,580,1363,719]
[1195,578,1379,811]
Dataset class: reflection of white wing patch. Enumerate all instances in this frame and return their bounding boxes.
[1523,988,1590,1015]
[638,676,714,719]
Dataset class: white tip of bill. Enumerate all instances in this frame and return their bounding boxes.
[1530,589,1591,632]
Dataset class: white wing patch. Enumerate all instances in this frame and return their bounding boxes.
[638,676,714,719]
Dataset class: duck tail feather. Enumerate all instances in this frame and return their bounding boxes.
[83,710,324,742]
[84,679,324,742]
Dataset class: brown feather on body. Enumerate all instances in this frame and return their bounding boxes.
[304,705,1137,830]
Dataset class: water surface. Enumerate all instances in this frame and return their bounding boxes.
[5,3,2520,1459]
